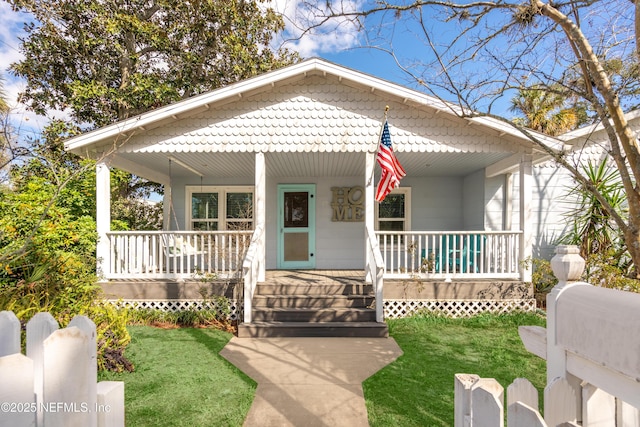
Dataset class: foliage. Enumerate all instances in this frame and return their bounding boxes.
[527,257,557,308]
[583,250,640,293]
[126,296,235,333]
[0,171,132,372]
[9,0,299,127]
[98,326,255,427]
[559,159,628,259]
[364,312,547,426]
[510,84,589,135]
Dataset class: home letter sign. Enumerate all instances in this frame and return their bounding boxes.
[331,186,364,222]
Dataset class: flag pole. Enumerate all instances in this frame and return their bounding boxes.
[370,106,389,189]
[377,105,389,149]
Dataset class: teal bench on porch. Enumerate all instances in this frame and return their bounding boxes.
[423,234,486,273]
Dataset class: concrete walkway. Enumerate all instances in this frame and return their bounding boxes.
[220,337,403,427]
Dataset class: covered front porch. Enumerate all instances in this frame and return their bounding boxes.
[63,58,547,326]
[92,147,536,325]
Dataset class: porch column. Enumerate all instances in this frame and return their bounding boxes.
[96,161,111,280]
[255,152,266,282]
[365,151,376,281]
[519,154,533,282]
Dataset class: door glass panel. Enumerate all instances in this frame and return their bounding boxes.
[284,233,309,262]
[284,192,308,228]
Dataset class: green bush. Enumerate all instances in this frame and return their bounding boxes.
[127,297,235,333]
[583,250,640,292]
[0,178,132,372]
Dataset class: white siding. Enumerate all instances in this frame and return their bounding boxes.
[463,169,485,229]
[405,177,464,231]
[121,75,525,156]
[484,175,505,231]
[510,164,579,259]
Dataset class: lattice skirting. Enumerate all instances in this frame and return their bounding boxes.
[384,299,537,319]
[106,299,240,321]
[105,298,535,322]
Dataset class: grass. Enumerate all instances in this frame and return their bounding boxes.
[98,312,546,426]
[363,311,547,426]
[98,326,255,427]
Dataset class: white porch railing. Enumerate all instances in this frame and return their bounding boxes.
[377,231,522,279]
[366,224,385,323]
[105,231,253,280]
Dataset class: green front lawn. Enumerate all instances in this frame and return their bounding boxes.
[98,326,255,427]
[100,312,546,426]
[364,312,547,426]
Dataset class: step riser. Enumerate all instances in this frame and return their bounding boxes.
[252,310,376,322]
[253,297,373,308]
[238,325,388,338]
[242,272,387,338]
[256,284,373,296]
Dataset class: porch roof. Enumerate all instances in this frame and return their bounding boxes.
[65,58,559,156]
[63,58,572,183]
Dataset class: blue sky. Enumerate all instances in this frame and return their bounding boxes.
[0,0,513,136]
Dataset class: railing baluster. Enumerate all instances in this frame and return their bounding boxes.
[373,230,523,279]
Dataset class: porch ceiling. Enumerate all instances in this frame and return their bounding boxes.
[111,151,515,183]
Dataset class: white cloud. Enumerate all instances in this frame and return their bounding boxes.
[265,0,364,57]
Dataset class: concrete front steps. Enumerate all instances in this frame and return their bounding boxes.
[237,274,388,338]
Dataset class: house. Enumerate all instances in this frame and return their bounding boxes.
[64,58,621,336]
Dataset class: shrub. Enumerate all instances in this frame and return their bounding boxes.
[0,178,132,372]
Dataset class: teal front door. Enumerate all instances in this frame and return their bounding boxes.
[277,184,316,269]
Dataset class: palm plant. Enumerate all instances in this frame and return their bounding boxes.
[510,84,587,136]
[560,159,627,258]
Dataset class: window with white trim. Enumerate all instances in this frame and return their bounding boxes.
[376,187,411,232]
[186,186,254,230]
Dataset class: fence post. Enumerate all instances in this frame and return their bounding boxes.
[0,311,20,356]
[455,374,479,427]
[544,376,577,426]
[0,353,36,427]
[547,245,585,421]
[506,378,538,410]
[617,399,640,426]
[27,312,59,427]
[582,382,615,426]
[471,378,504,426]
[43,326,93,427]
[69,315,98,427]
[97,381,125,427]
[507,402,547,426]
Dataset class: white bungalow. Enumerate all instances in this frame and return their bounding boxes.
[64,58,611,336]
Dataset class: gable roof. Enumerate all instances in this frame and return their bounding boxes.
[64,58,554,156]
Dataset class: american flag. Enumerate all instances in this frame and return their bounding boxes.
[375,121,406,202]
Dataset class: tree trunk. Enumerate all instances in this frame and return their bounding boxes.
[538,1,640,277]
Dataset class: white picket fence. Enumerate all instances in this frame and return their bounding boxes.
[0,311,124,427]
[455,245,640,426]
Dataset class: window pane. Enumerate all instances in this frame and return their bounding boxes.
[227,220,253,231]
[227,192,253,219]
[379,220,404,232]
[193,221,218,231]
[192,193,218,220]
[379,194,405,219]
